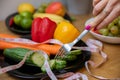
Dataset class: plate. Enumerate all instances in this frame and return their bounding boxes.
[5,12,72,35]
[5,12,31,34]
[1,40,91,80]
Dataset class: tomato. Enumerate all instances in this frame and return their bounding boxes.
[45,2,65,16]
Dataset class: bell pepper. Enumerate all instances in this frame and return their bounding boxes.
[45,2,66,16]
[31,17,42,42]
[31,17,57,42]
[9,17,14,27]
[54,21,80,43]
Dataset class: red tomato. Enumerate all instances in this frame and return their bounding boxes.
[45,2,65,16]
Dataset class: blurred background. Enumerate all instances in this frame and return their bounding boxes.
[0,0,92,20]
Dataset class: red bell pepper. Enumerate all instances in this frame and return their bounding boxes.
[31,17,42,42]
[9,17,14,27]
[31,17,57,42]
[38,17,57,42]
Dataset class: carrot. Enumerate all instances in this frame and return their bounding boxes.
[0,33,19,38]
[9,42,59,55]
[7,42,61,55]
[0,40,37,50]
[37,44,61,55]
[0,34,61,55]
[9,42,36,47]
[15,43,61,55]
[0,40,50,55]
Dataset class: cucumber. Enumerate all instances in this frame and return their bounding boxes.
[66,50,81,55]
[56,50,81,61]
[63,50,81,61]
[41,59,67,72]
[41,59,56,73]
[3,48,34,66]
[49,59,56,70]
[63,55,77,61]
[31,52,49,67]
[55,60,67,70]
[41,65,46,73]
[3,48,49,67]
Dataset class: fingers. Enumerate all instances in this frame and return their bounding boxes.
[97,2,120,29]
[93,0,108,16]
[104,0,118,12]
[93,0,101,7]
[91,0,120,29]
[90,9,109,28]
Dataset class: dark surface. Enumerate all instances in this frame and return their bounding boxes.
[0,40,91,80]
[5,12,72,35]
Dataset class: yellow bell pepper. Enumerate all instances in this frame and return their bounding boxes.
[54,21,80,43]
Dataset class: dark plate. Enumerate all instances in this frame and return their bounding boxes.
[5,12,72,35]
[5,12,31,35]
[0,40,91,80]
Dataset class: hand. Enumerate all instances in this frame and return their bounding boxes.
[90,0,120,29]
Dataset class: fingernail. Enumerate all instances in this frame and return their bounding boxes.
[85,25,91,30]
[93,27,97,31]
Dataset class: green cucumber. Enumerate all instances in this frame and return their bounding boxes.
[63,50,81,61]
[3,48,34,66]
[49,59,56,70]
[3,48,49,67]
[41,59,67,72]
[55,59,67,70]
[66,50,81,55]
[31,52,49,67]
[56,50,81,61]
[41,59,56,73]
[41,65,46,73]
[63,55,77,61]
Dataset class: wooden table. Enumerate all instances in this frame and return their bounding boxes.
[0,14,120,80]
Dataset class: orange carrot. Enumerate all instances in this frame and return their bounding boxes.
[0,34,61,55]
[9,42,58,55]
[0,40,50,55]
[37,44,61,55]
[0,40,36,50]
[9,43,61,55]
[0,33,19,38]
[9,42,36,47]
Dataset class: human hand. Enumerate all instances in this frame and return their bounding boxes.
[90,0,120,29]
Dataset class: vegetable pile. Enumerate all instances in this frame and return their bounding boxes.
[0,32,82,73]
[10,1,68,30]
[1,1,81,73]
[31,1,80,43]
[3,48,81,73]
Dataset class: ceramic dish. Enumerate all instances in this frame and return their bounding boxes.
[85,18,120,44]
[1,40,91,80]
[90,31,120,44]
